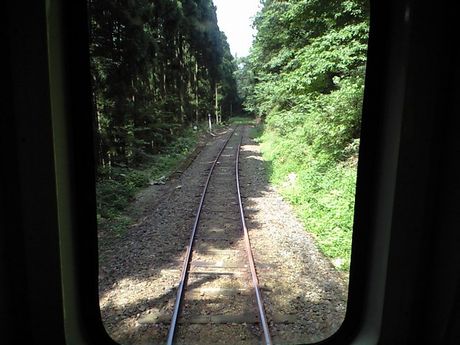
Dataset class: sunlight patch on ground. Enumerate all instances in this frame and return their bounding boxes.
[99,276,166,310]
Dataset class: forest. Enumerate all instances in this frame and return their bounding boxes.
[88,0,240,225]
[241,0,369,270]
[90,0,369,271]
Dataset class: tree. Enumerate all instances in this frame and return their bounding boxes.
[244,0,369,162]
[88,0,240,171]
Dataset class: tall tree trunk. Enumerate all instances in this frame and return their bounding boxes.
[178,34,185,123]
[215,81,219,124]
[93,91,106,169]
[195,60,199,124]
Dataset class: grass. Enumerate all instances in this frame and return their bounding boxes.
[249,124,263,139]
[227,115,256,125]
[96,127,202,235]
[254,124,358,272]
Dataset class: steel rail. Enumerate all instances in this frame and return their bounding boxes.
[166,127,237,345]
[235,134,273,345]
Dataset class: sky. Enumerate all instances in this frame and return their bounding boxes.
[212,0,261,58]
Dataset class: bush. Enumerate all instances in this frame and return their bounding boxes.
[258,77,363,271]
[240,0,368,272]
[96,169,149,218]
[96,126,200,234]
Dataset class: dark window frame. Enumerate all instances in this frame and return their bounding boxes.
[3,1,460,344]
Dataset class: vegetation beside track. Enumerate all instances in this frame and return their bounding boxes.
[96,126,204,234]
[253,124,357,271]
[239,0,369,272]
[89,0,242,235]
[226,116,257,126]
[93,0,368,273]
[96,117,248,235]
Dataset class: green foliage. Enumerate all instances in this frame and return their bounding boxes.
[244,0,369,271]
[89,1,241,235]
[259,127,358,271]
[227,116,256,125]
[96,127,199,234]
[89,0,241,168]
[96,168,148,214]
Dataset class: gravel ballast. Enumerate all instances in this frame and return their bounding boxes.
[98,125,348,344]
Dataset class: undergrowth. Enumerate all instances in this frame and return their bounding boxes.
[227,115,256,125]
[256,124,359,272]
[96,126,202,235]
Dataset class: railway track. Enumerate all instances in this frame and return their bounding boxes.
[166,126,272,345]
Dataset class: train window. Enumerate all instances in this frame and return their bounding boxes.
[89,0,369,344]
[11,1,460,344]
